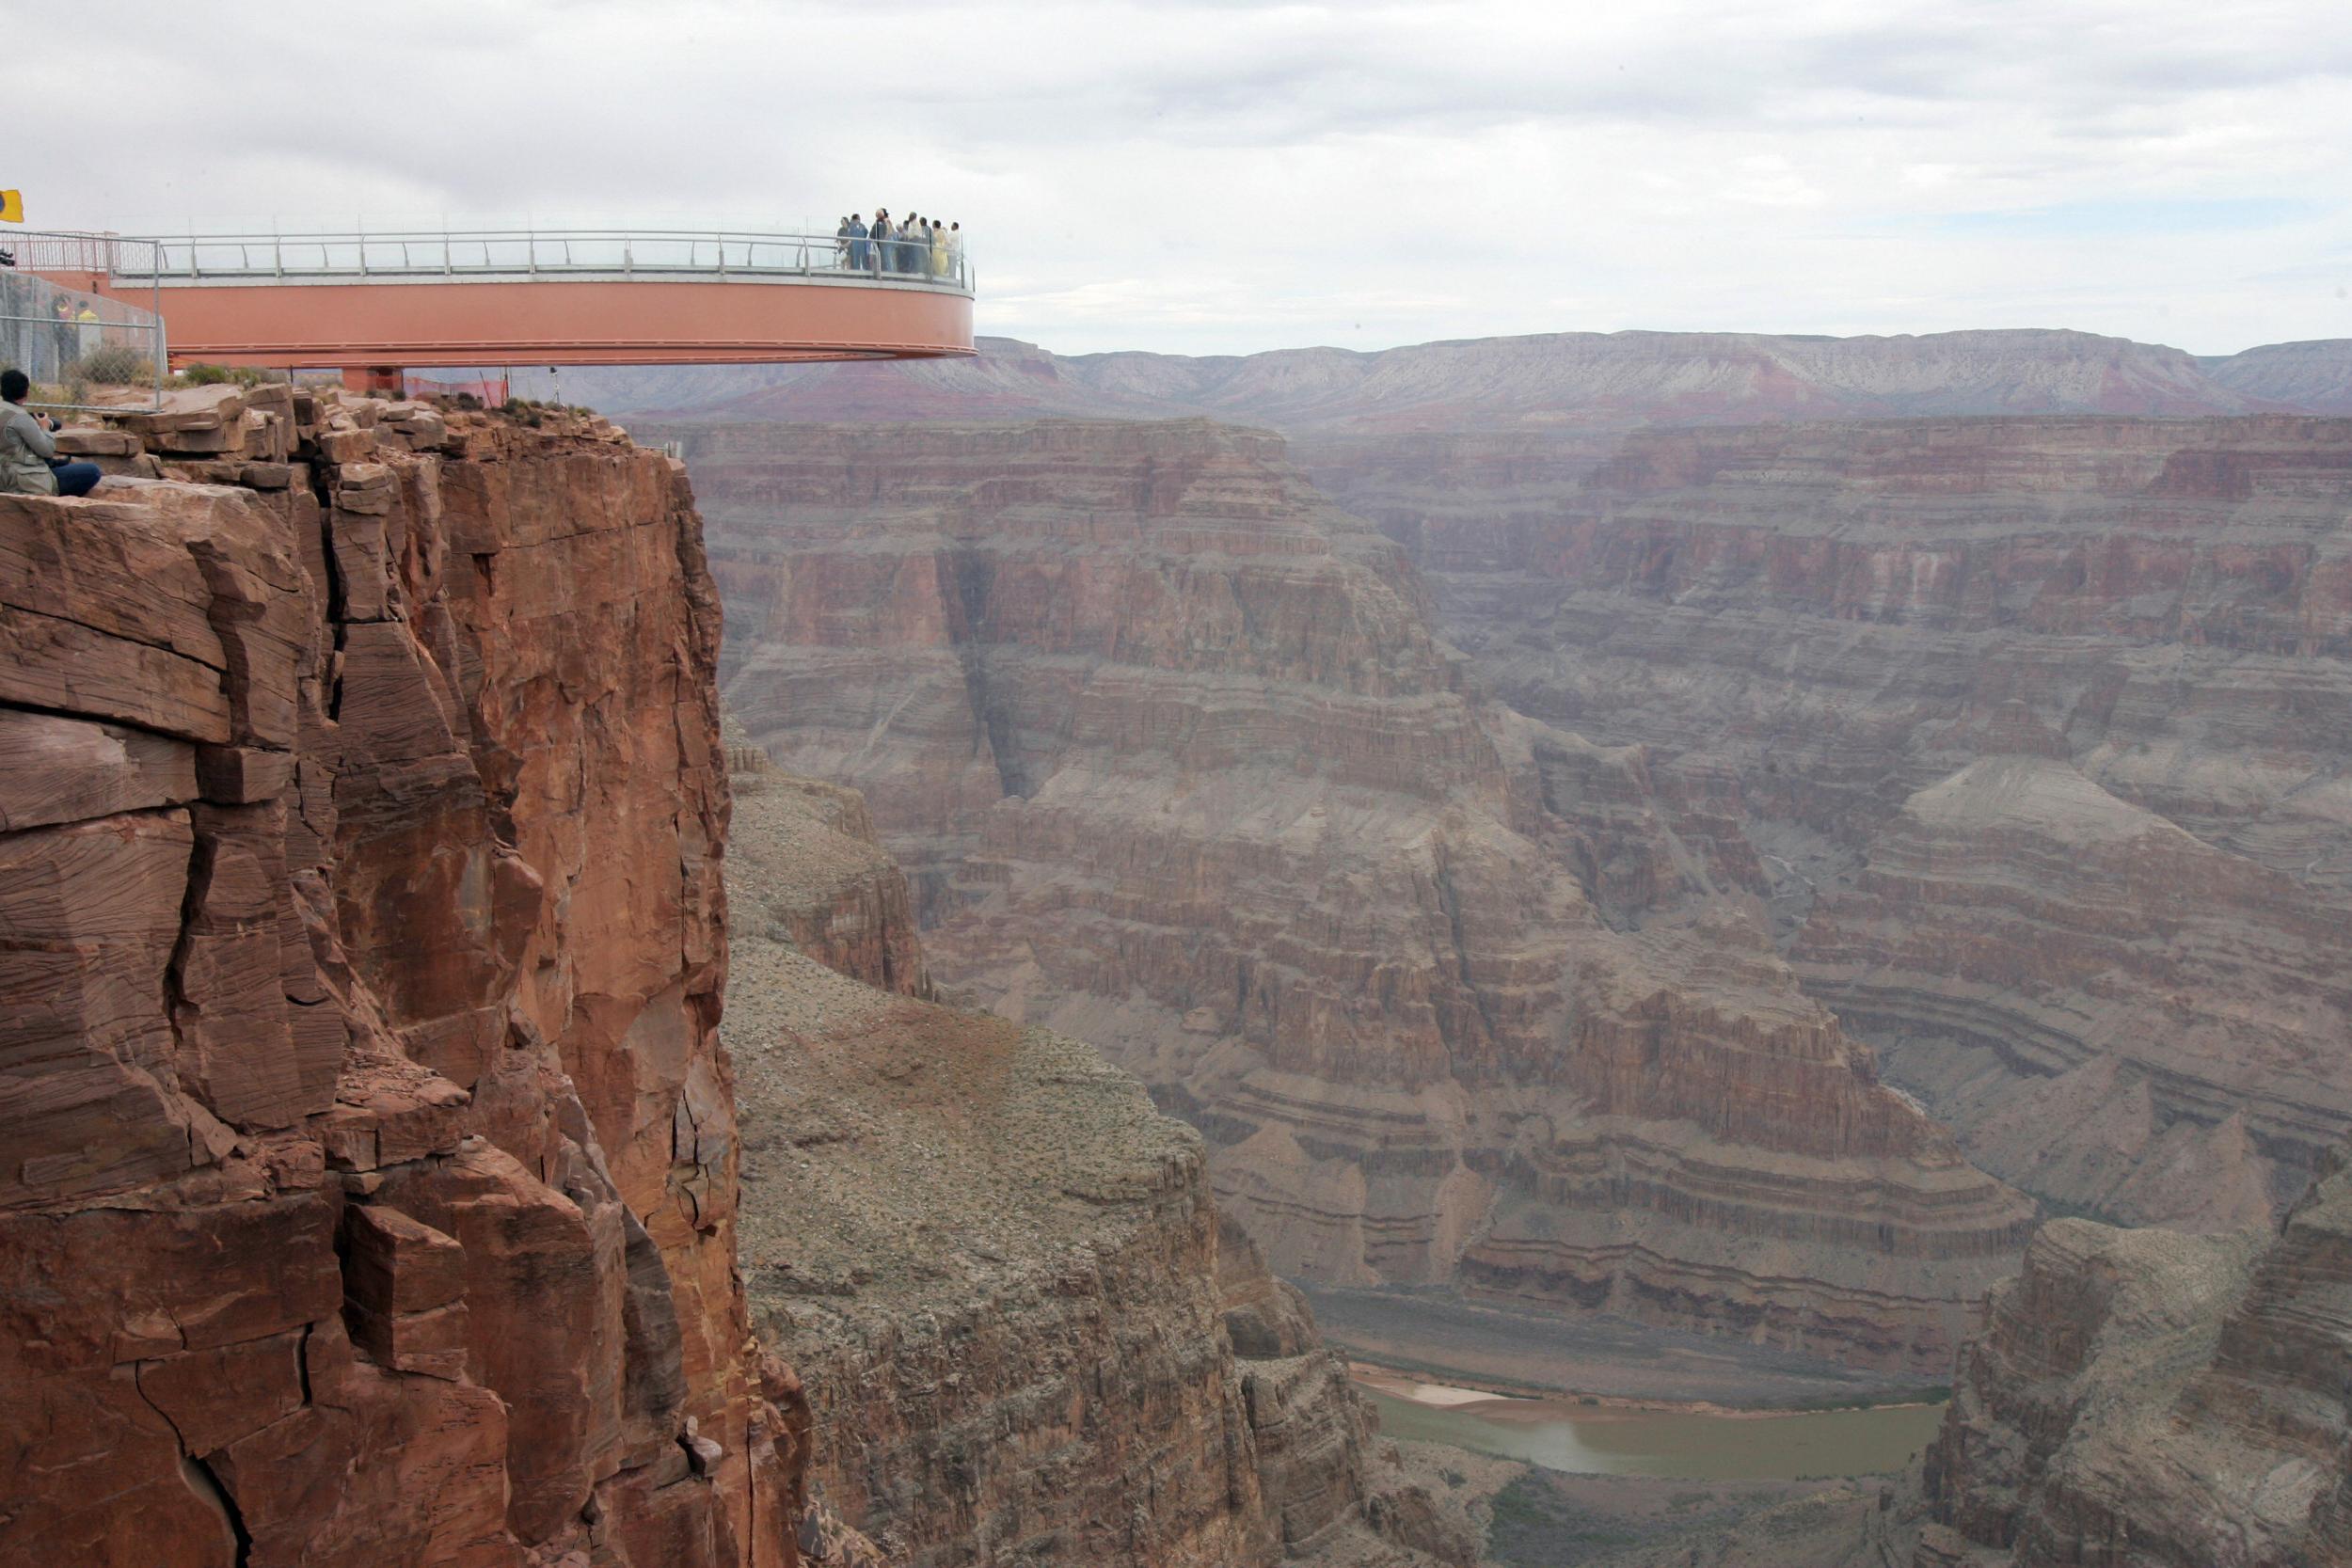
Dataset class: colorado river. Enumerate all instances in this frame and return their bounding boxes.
[1359,1378,1946,1481]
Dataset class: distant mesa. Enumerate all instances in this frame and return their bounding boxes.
[522,326,2352,427]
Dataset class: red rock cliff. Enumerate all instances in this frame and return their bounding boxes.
[0,389,799,1567]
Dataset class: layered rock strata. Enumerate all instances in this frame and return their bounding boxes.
[0,389,800,1567]
[1405,416,2352,1225]
[1796,755,2347,1228]
[1917,1149,2352,1565]
[680,417,2033,1375]
[564,346,2352,1239]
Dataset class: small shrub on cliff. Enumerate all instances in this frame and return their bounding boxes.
[179,362,285,389]
[498,397,548,427]
[70,345,153,386]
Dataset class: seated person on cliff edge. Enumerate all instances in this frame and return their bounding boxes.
[0,369,100,498]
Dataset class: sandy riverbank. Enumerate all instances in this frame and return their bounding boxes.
[1310,1285,1946,1408]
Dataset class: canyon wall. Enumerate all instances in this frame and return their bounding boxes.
[570,350,2352,1243]
[675,417,2033,1377]
[1368,415,2352,1227]
[550,331,2352,1560]
[1915,1147,2352,1565]
[0,390,799,1567]
[719,748,1449,1566]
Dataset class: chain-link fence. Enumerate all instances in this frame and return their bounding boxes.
[0,233,166,412]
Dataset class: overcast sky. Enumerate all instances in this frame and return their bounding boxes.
[42,0,2352,356]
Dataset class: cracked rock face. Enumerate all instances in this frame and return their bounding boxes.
[677,417,2032,1375]
[1918,1147,2352,1566]
[0,390,799,1568]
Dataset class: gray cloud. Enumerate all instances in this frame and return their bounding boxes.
[32,0,2352,355]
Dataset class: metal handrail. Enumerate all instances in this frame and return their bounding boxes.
[104,227,976,293]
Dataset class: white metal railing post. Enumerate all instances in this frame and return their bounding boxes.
[147,241,166,408]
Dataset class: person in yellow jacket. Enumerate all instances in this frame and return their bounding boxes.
[930,218,948,279]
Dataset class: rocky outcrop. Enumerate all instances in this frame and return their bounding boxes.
[723,746,1419,1565]
[720,752,1411,1560]
[1216,1216,1384,1552]
[726,743,930,998]
[1918,1149,2352,1565]
[0,390,800,1567]
[723,942,1418,1566]
[681,416,2033,1375]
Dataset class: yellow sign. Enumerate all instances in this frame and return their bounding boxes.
[0,191,21,223]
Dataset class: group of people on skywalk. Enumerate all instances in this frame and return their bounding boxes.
[834,211,963,282]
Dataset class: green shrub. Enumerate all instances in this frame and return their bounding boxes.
[70,345,154,385]
[180,362,287,389]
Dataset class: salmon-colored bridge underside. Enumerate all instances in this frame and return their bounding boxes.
[140,275,975,368]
